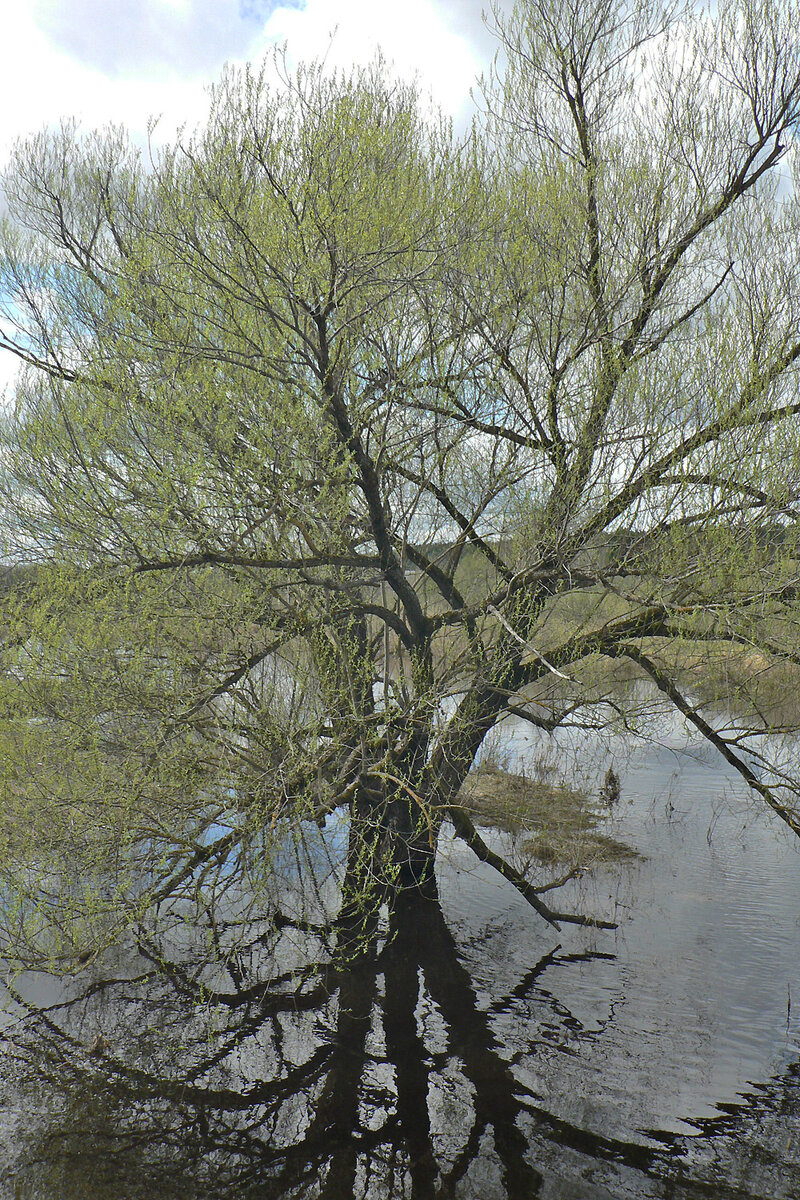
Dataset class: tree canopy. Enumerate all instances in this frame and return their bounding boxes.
[2,0,800,957]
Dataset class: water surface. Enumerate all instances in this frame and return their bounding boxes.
[2,700,800,1198]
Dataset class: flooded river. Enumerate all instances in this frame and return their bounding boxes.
[2,699,800,1198]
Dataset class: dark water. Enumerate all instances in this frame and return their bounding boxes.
[2,706,800,1198]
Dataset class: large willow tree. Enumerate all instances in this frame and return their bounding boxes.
[2,0,800,955]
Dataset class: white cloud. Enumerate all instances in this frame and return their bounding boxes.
[0,1,485,171]
[33,0,264,75]
[0,4,214,163]
[257,0,483,120]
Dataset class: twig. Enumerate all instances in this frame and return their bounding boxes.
[488,606,571,680]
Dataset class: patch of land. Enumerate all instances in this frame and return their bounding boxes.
[456,766,642,868]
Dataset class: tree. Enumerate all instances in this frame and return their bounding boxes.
[2,0,800,960]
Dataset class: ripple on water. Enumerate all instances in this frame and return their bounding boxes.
[452,710,800,1153]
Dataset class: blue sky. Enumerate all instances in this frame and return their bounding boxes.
[0,0,494,162]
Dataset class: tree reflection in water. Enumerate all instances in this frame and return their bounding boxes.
[2,875,800,1199]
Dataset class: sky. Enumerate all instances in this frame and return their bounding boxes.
[0,0,497,165]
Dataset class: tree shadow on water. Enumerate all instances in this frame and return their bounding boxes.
[1,882,798,1200]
